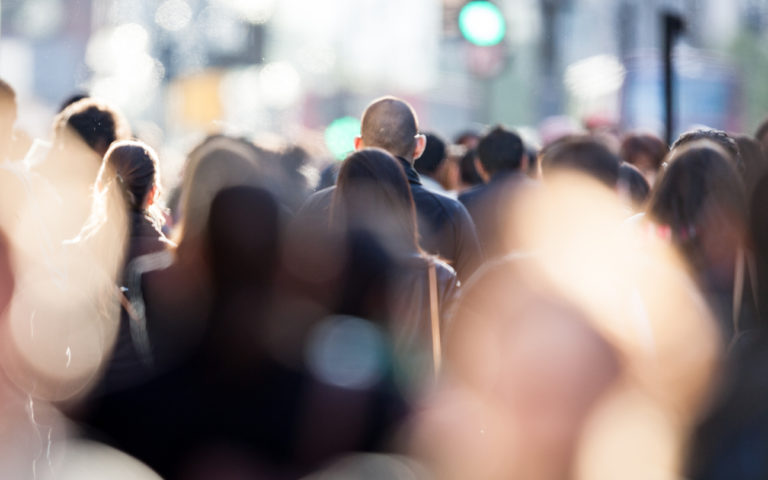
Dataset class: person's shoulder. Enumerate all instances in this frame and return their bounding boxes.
[458,183,486,204]
[416,184,466,209]
[297,185,335,215]
[312,185,336,197]
[305,185,335,204]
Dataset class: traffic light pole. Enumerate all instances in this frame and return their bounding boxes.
[662,12,684,146]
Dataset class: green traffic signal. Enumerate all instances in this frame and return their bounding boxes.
[458,1,506,47]
[325,116,361,160]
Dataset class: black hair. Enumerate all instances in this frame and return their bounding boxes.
[53,98,130,157]
[477,125,525,176]
[414,132,447,175]
[459,148,483,186]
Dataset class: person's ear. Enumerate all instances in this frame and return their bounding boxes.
[354,136,364,151]
[413,134,427,160]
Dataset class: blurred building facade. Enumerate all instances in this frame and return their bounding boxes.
[0,0,767,148]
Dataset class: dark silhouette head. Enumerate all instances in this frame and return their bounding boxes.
[358,96,423,160]
[540,135,621,187]
[459,147,483,186]
[53,98,130,157]
[333,148,420,255]
[208,186,280,289]
[414,132,447,176]
[618,162,650,208]
[671,128,742,172]
[477,125,525,176]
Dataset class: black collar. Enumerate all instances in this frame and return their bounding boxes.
[396,157,422,186]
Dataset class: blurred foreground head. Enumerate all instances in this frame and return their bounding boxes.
[539,135,621,188]
[175,135,266,257]
[356,96,425,162]
[0,79,17,160]
[410,172,720,480]
[617,163,650,211]
[208,185,280,291]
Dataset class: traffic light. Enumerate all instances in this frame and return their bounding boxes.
[458,1,506,47]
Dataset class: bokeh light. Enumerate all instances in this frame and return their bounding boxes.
[259,61,302,109]
[306,316,385,390]
[324,116,360,160]
[213,0,277,24]
[155,0,193,32]
[565,55,627,99]
[459,1,507,47]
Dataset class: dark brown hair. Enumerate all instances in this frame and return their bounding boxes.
[619,132,668,171]
[332,148,422,255]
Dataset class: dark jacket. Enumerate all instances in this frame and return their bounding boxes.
[297,157,482,281]
[100,212,171,393]
[459,171,534,259]
[389,255,458,377]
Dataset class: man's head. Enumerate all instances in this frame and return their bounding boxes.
[52,98,130,158]
[476,125,526,178]
[355,96,425,161]
[414,132,447,176]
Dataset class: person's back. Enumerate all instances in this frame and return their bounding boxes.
[297,97,481,281]
[458,125,533,258]
[331,148,459,383]
[72,140,171,395]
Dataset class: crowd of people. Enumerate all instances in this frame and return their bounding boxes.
[0,77,767,479]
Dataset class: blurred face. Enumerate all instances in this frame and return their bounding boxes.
[0,99,16,159]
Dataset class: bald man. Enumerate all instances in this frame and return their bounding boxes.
[298,96,482,281]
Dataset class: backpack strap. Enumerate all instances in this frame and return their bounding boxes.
[428,261,442,375]
[121,250,174,367]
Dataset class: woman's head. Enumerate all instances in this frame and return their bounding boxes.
[79,140,163,243]
[101,140,161,213]
[333,148,420,255]
[648,143,747,277]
